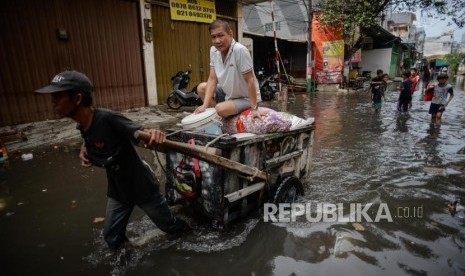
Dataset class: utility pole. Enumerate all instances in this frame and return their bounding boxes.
[306,0,313,93]
[270,0,281,91]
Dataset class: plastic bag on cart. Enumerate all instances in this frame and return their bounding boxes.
[221,107,313,134]
[288,114,315,130]
[221,107,291,134]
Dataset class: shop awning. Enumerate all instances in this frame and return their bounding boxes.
[435,59,448,67]
[362,24,401,48]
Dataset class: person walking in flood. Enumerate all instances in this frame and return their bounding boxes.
[421,64,432,97]
[35,70,190,253]
[397,71,412,113]
[194,19,264,119]
[371,69,384,83]
[408,67,420,109]
[371,73,388,114]
[428,73,454,125]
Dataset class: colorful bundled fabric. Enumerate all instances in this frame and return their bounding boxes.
[221,107,295,134]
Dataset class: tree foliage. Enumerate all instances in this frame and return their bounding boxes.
[444,52,465,73]
[316,0,465,60]
[316,0,391,60]
[316,0,391,38]
[393,0,465,28]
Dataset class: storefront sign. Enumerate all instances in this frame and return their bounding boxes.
[318,40,344,84]
[169,0,216,24]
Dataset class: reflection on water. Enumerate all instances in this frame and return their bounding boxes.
[456,75,465,91]
[284,85,465,275]
[1,83,464,275]
[395,114,410,132]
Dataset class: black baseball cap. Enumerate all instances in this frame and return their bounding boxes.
[35,70,93,94]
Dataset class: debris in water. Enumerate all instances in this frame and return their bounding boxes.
[6,212,15,216]
[423,167,446,175]
[449,164,465,173]
[21,153,33,161]
[447,201,465,218]
[400,169,410,174]
[93,217,105,223]
[448,201,458,215]
[42,189,47,192]
[352,222,365,231]
[17,202,24,206]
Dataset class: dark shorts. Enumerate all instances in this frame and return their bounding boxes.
[429,103,445,114]
[373,102,382,109]
[215,87,251,115]
[215,87,226,103]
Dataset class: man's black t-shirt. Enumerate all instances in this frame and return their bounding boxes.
[79,108,158,204]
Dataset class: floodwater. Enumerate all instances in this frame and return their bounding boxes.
[1,77,465,276]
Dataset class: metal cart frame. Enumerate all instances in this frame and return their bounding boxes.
[164,125,314,227]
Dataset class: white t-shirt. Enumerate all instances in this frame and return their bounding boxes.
[209,40,261,101]
[431,84,453,105]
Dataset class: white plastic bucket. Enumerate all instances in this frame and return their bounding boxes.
[180,108,223,135]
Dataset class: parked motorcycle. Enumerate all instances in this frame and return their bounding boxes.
[361,70,372,79]
[275,73,295,85]
[257,68,278,101]
[166,66,203,109]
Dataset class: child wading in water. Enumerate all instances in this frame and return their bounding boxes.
[428,73,454,125]
[397,71,412,113]
[408,68,419,109]
[371,74,388,114]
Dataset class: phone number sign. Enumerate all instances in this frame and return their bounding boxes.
[169,0,216,23]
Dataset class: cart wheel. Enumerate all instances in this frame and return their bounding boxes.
[273,176,304,204]
[167,95,182,109]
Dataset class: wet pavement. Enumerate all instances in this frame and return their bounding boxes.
[1,77,465,276]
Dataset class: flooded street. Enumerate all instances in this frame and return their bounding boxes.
[1,77,465,276]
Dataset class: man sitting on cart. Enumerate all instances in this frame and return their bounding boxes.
[194,19,264,119]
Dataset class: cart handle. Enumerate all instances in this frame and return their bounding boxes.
[136,131,268,181]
